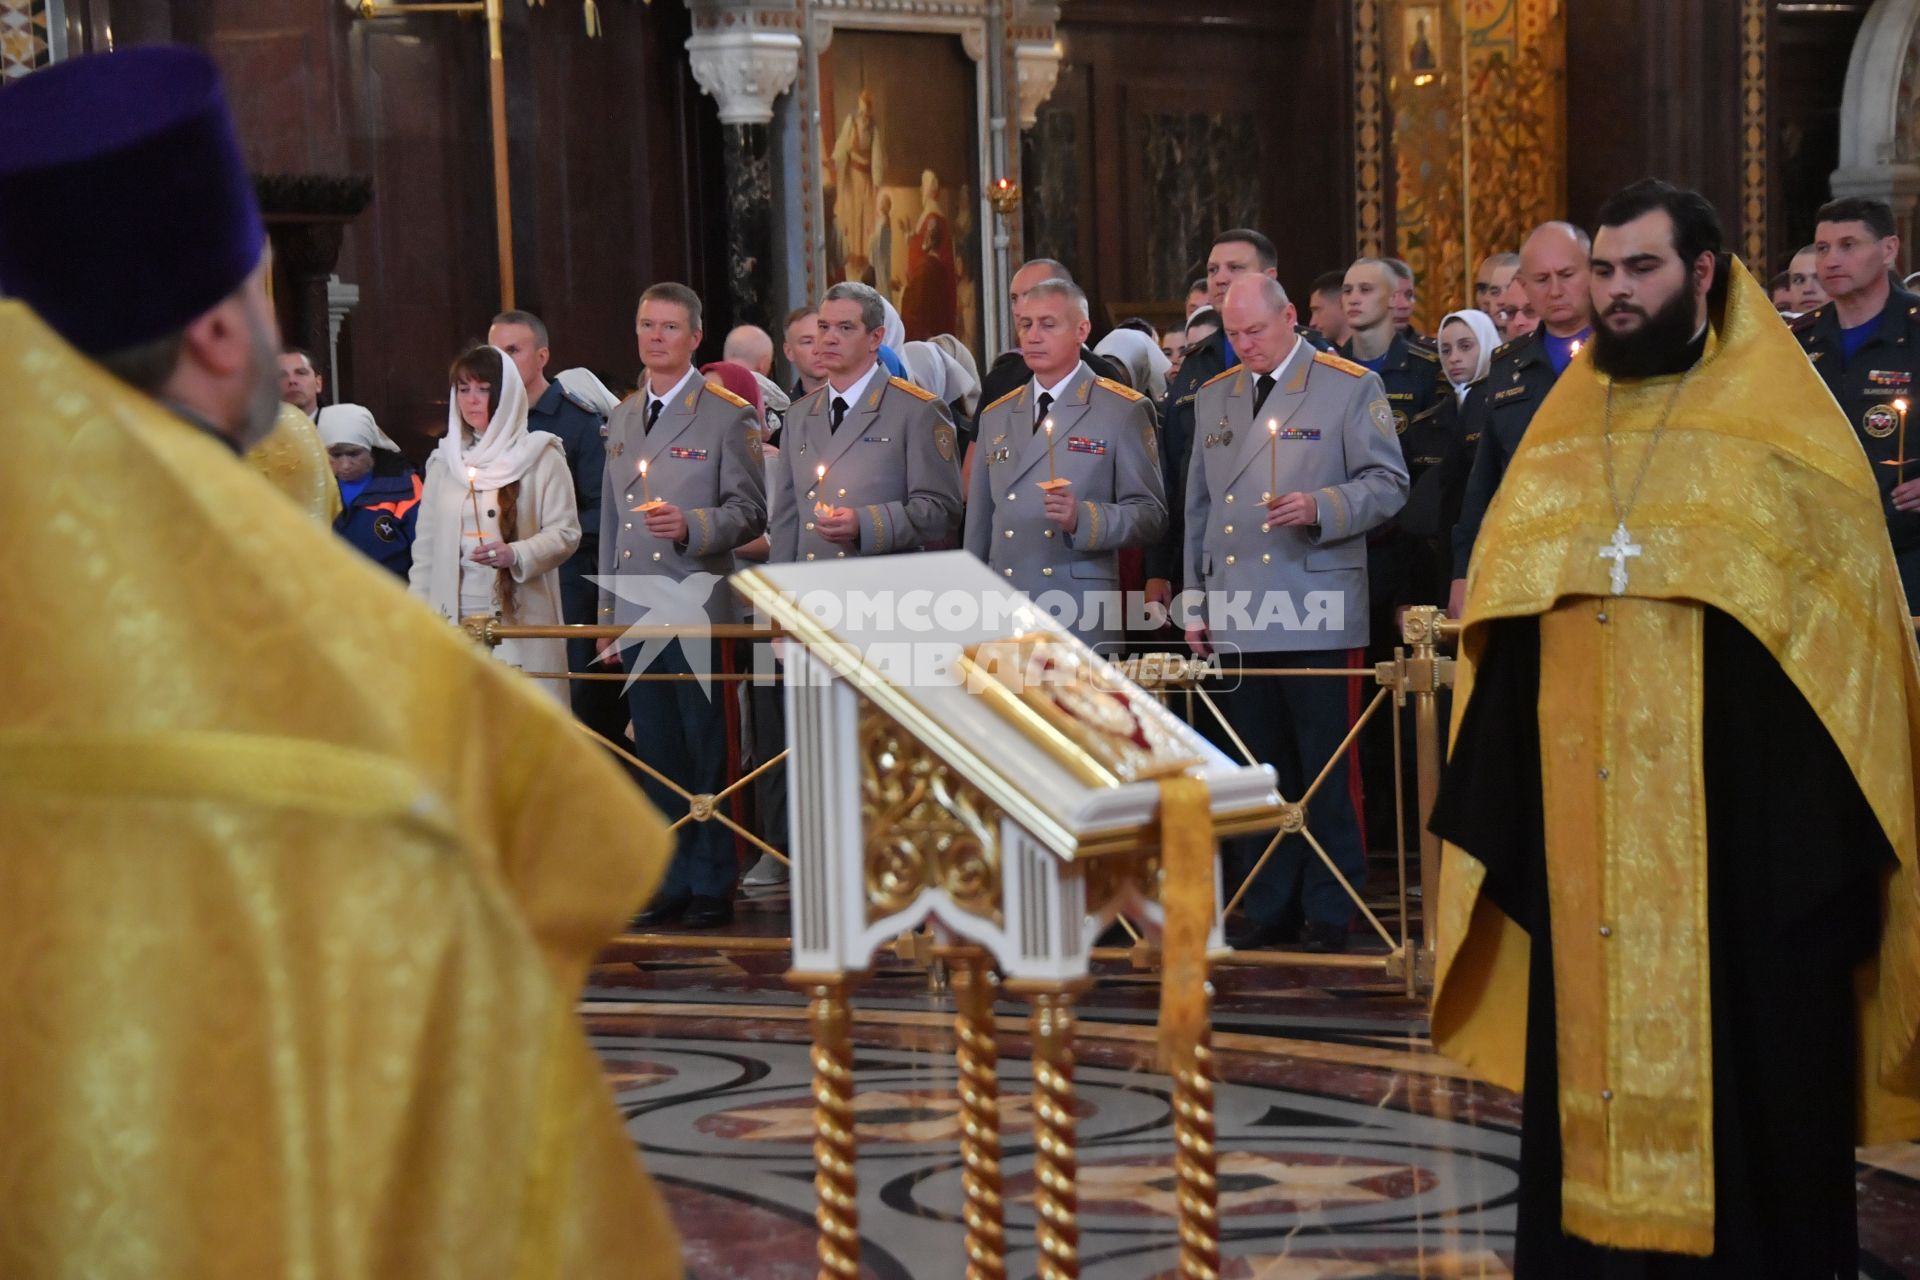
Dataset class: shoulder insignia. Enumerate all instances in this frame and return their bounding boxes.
[1200,363,1244,390]
[1093,375,1147,402]
[1406,342,1439,362]
[933,421,956,461]
[1313,351,1369,378]
[1491,339,1518,360]
[982,385,1025,415]
[1789,307,1825,334]
[889,375,940,403]
[703,382,752,410]
[557,383,599,415]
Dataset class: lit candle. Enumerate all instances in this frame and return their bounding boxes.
[1899,398,1911,475]
[465,465,485,539]
[639,458,652,504]
[1570,338,1583,358]
[1045,418,1056,485]
[815,463,829,516]
[1267,419,1279,502]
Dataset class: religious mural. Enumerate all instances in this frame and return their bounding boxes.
[819,28,984,352]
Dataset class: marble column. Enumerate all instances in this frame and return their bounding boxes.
[686,25,801,328]
[1832,0,1920,247]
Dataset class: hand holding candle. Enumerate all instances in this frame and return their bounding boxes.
[1037,417,1069,491]
[632,458,664,511]
[1900,397,1910,478]
[813,463,831,517]
[465,465,485,538]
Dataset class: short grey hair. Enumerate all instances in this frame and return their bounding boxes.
[1479,251,1522,272]
[1022,277,1089,321]
[1525,220,1593,255]
[1383,257,1415,285]
[823,281,886,333]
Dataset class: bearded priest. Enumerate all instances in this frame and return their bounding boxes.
[1430,177,1920,1276]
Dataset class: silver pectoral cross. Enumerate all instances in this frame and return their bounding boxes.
[1598,522,1642,595]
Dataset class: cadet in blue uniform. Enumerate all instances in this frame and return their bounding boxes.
[489,310,624,738]
[317,403,420,577]
[1793,196,1920,608]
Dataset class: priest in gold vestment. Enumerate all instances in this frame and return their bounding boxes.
[1431,178,1920,1276]
[0,47,680,1278]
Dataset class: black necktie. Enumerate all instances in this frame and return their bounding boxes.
[1254,374,1276,410]
[830,395,849,433]
[1034,391,1054,433]
[645,398,663,434]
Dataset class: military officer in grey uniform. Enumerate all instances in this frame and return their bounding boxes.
[964,278,1166,647]
[1184,274,1408,954]
[597,281,767,930]
[768,281,962,563]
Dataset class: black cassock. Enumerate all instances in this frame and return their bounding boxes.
[1430,608,1891,1278]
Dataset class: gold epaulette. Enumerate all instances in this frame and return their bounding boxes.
[1200,363,1244,389]
[981,384,1025,414]
[703,382,752,410]
[889,375,939,402]
[1093,375,1146,402]
[1313,351,1369,378]
[1407,342,1440,362]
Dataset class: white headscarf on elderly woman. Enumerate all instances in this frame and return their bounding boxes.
[880,297,907,352]
[901,339,983,418]
[554,367,621,419]
[1093,328,1173,400]
[316,402,402,453]
[1437,308,1501,403]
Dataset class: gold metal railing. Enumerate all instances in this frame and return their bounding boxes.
[466,608,1460,991]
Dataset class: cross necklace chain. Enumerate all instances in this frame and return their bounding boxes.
[1598,368,1693,595]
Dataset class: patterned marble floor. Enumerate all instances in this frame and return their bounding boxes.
[585,899,1920,1279]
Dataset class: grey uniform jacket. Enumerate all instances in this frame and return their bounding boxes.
[962,366,1167,644]
[1182,345,1409,651]
[597,377,768,625]
[769,372,963,562]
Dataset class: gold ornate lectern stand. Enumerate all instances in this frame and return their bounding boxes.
[735,552,1283,1280]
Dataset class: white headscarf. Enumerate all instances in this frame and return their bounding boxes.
[554,367,620,419]
[433,347,554,489]
[927,333,982,417]
[1094,328,1173,400]
[751,370,791,418]
[881,297,906,351]
[1438,308,1502,402]
[316,402,401,453]
[902,340,972,417]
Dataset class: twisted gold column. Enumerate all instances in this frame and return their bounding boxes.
[1172,1025,1220,1279]
[950,950,1005,1280]
[798,978,859,1280]
[1016,983,1083,1280]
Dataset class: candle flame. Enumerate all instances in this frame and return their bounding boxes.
[1899,398,1910,414]
[1571,340,1583,356]
[466,465,476,481]
[639,459,649,476]
[1268,419,1278,437]
[816,464,827,481]
[1044,418,1054,436]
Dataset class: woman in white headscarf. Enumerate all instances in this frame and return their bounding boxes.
[900,338,982,426]
[554,367,622,419]
[1402,308,1504,583]
[1093,327,1173,401]
[927,333,982,419]
[409,345,580,701]
[1435,308,1500,403]
[318,403,421,577]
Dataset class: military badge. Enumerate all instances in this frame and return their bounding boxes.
[669,446,710,461]
[746,429,763,458]
[1865,403,1901,439]
[1369,398,1396,439]
[1869,370,1913,389]
[373,513,399,542]
[934,422,956,461]
[608,441,623,459]
[1221,429,1234,448]
[1066,436,1107,455]
[1142,422,1156,454]
[1392,410,1409,435]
